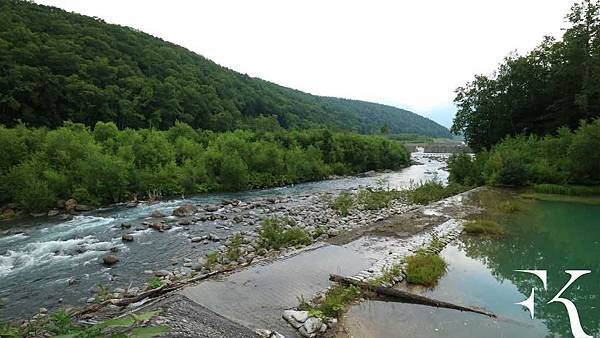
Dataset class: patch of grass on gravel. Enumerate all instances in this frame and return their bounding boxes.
[258,217,311,250]
[403,181,467,205]
[330,192,354,215]
[316,284,362,317]
[405,253,447,287]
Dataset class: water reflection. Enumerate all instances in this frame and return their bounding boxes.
[343,199,600,337]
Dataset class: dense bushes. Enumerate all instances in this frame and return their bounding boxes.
[0,122,410,212]
[448,118,600,187]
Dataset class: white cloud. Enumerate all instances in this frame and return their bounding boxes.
[35,0,573,126]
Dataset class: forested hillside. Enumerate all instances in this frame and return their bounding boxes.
[0,0,449,137]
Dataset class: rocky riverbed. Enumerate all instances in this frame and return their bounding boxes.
[0,152,450,322]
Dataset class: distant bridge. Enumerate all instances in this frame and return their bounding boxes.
[404,142,472,153]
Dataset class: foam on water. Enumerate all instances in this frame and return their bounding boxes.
[0,235,115,276]
[0,233,28,244]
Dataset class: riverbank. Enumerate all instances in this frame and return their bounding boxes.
[0,153,450,322]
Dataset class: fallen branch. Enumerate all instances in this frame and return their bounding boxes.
[329,274,496,318]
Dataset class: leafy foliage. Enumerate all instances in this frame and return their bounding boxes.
[146,277,163,290]
[1,310,167,338]
[0,123,410,212]
[452,1,600,151]
[0,0,449,137]
[402,180,467,205]
[450,118,600,187]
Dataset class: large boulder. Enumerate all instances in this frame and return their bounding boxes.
[172,204,196,217]
[64,199,77,212]
[102,255,119,265]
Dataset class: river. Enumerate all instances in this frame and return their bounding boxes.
[0,152,449,320]
[342,194,600,337]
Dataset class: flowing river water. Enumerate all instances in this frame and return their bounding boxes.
[0,152,449,320]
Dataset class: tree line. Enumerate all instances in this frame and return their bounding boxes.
[452,0,600,151]
[0,122,410,212]
[0,0,449,137]
[448,117,600,187]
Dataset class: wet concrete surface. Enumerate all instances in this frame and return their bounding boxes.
[180,244,374,336]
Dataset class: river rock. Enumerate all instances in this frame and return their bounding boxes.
[75,204,93,212]
[283,310,308,324]
[121,222,132,229]
[47,209,60,217]
[64,199,77,212]
[191,236,206,243]
[205,205,219,212]
[121,234,134,242]
[178,218,191,225]
[173,204,196,217]
[1,208,16,219]
[125,201,138,208]
[102,255,119,265]
[150,210,165,218]
[150,223,163,231]
[360,170,377,177]
[303,317,323,334]
[154,270,170,277]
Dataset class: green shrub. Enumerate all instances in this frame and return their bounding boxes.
[0,124,411,213]
[258,217,311,250]
[357,188,401,209]
[330,192,354,215]
[448,153,485,186]
[403,181,466,205]
[226,234,244,262]
[316,285,361,317]
[405,254,447,286]
[147,277,163,290]
[463,220,505,235]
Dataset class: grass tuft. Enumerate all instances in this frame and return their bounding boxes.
[405,254,447,287]
[317,285,362,317]
[370,264,403,286]
[463,220,505,235]
[402,181,467,205]
[258,217,311,250]
[330,192,354,215]
[146,277,163,290]
[533,184,600,197]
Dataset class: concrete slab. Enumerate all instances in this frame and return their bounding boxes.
[180,244,374,336]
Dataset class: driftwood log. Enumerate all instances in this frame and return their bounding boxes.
[329,274,496,318]
[73,267,237,317]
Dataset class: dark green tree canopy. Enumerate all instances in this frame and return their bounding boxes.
[0,0,450,137]
[452,0,600,151]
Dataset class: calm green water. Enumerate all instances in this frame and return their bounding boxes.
[344,199,600,337]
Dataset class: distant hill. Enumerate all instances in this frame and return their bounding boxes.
[0,0,450,137]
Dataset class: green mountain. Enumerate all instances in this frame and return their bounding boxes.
[0,0,450,137]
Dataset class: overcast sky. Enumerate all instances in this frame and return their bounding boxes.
[36,0,573,128]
